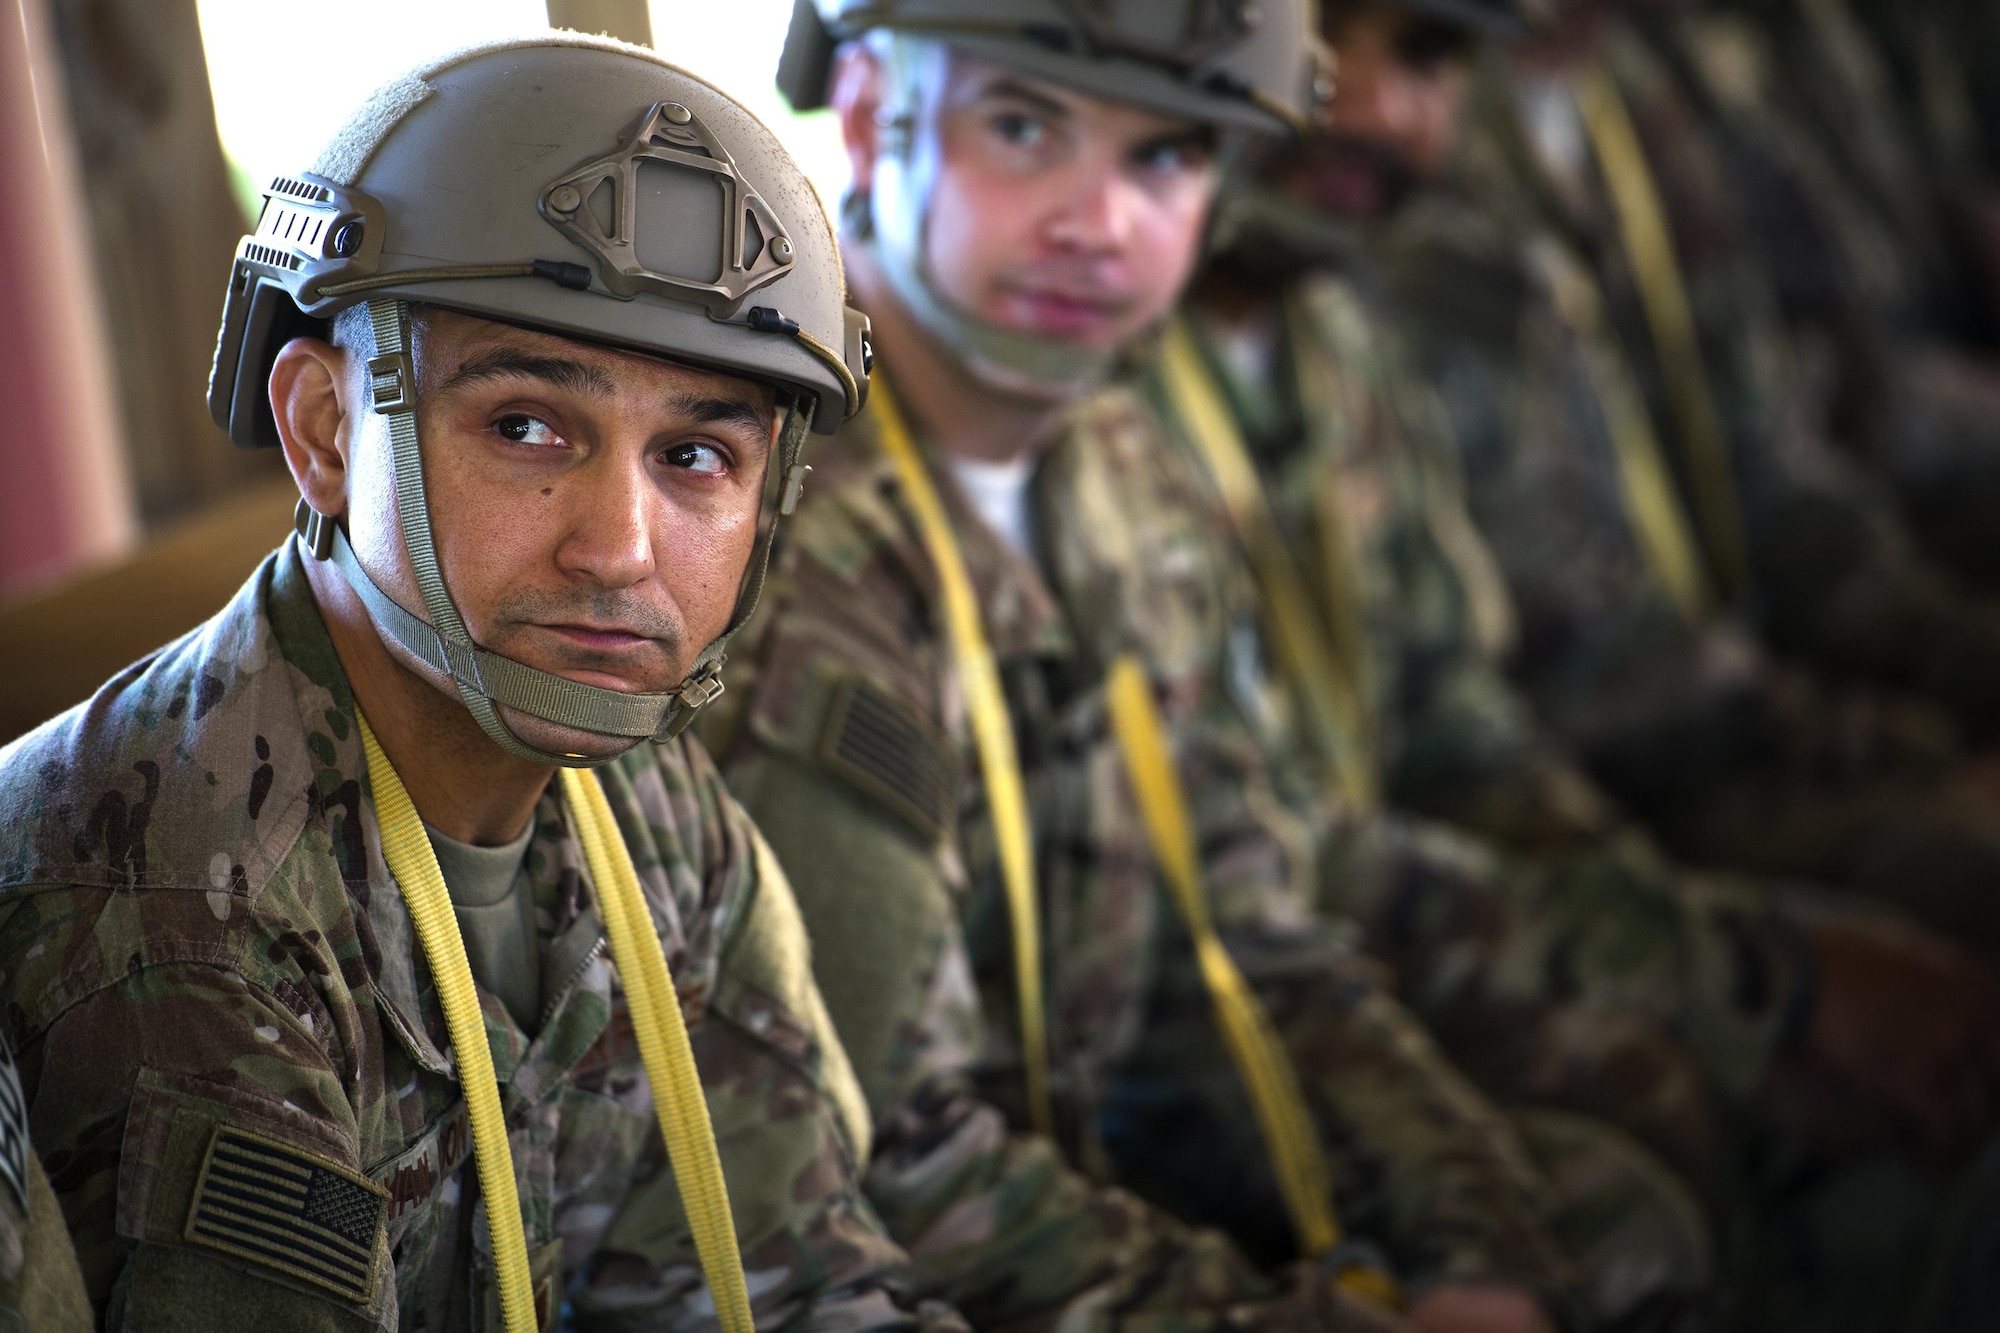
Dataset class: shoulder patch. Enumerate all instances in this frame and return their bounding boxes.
[818,677,959,842]
[185,1124,388,1304]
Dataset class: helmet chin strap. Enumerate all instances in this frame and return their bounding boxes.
[867,35,1117,401]
[298,297,812,768]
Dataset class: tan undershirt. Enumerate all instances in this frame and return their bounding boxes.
[425,819,542,1034]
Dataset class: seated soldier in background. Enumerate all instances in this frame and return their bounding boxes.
[1155,0,1739,1180]
[1176,0,2000,1328]
[1383,0,2000,953]
[1164,0,2000,1176]
[0,36,958,1332]
[1624,0,2000,624]
[706,2,1728,1329]
[1678,0,2000,595]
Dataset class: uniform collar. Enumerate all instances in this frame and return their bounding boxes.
[818,376,1076,666]
[268,547,626,1095]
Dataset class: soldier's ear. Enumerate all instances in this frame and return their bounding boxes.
[830,41,886,197]
[269,336,351,522]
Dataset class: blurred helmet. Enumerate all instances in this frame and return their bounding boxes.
[777,0,1329,396]
[1383,0,1536,35]
[779,0,1329,134]
[208,34,869,765]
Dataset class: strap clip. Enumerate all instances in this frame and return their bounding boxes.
[366,352,415,414]
[294,498,337,561]
[779,462,813,516]
[675,662,727,712]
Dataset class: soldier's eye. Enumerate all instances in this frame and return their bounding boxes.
[991,111,1047,149]
[664,441,728,476]
[495,414,564,447]
[1134,133,1213,175]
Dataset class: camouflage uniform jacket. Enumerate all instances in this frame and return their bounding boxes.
[700,375,1580,1323]
[1143,269,1811,1168]
[0,546,950,1332]
[1156,269,1616,854]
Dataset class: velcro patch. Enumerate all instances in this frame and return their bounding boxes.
[819,677,959,841]
[185,1124,387,1304]
[371,1102,471,1236]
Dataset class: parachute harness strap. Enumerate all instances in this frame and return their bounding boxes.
[1158,320,1378,810]
[359,713,754,1333]
[1104,657,1398,1309]
[557,766,755,1333]
[1537,244,1712,624]
[871,377,1056,1141]
[358,714,539,1333]
[1571,62,1750,603]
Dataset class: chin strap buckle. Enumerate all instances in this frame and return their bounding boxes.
[675,661,727,712]
[295,498,337,561]
[652,660,727,744]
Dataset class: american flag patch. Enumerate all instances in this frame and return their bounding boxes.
[184,1125,388,1304]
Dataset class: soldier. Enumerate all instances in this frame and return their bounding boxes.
[1371,0,2000,953]
[1547,0,2000,746]
[1154,0,1730,1163]
[1157,0,2000,1170]
[1161,1,1619,857]
[1214,1,2000,1327]
[0,36,957,1332]
[1632,0,2000,602]
[704,2,1714,1330]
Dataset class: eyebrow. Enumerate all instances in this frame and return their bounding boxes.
[669,392,773,437]
[976,77,1074,120]
[433,348,618,399]
[433,351,768,433]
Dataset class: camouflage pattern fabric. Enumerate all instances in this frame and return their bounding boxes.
[700,374,1592,1327]
[0,546,959,1332]
[1151,236,2000,1333]
[1648,0,2000,601]
[1380,40,2000,955]
[1151,265,1812,1111]
[1155,270,1617,854]
[1614,1,2000,678]
[1526,20,2000,734]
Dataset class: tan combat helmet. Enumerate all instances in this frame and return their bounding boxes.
[776,0,1329,394]
[779,0,1328,133]
[208,35,870,767]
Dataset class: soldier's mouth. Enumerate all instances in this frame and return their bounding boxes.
[992,283,1135,340]
[1281,134,1416,221]
[528,624,672,693]
[543,623,654,652]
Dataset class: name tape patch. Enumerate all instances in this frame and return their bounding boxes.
[185,1124,388,1304]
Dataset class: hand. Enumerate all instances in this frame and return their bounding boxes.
[1794,912,2000,1161]
[1242,1262,1418,1333]
[1405,1282,1556,1333]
